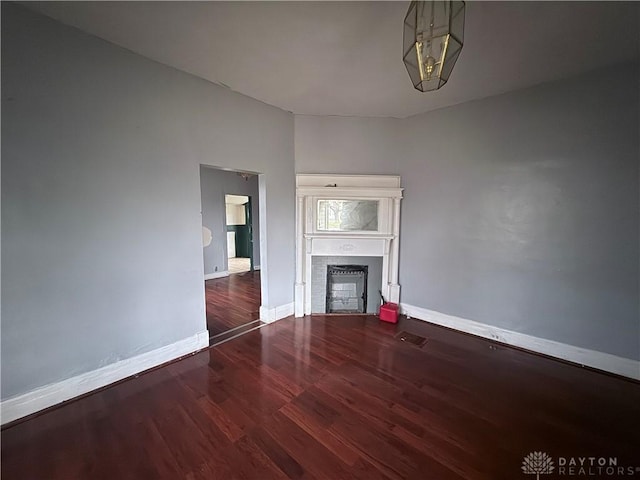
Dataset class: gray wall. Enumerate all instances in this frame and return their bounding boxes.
[400,63,639,360]
[294,115,401,174]
[1,4,294,399]
[200,167,260,275]
[295,63,639,361]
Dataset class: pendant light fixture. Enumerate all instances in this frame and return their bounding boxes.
[403,1,465,92]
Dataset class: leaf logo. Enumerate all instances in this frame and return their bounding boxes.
[522,451,555,480]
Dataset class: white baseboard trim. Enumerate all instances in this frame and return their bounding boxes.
[400,303,640,381]
[260,302,295,323]
[204,271,229,280]
[1,330,209,425]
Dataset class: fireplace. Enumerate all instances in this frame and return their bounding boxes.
[295,175,403,317]
[326,265,368,313]
[311,256,382,314]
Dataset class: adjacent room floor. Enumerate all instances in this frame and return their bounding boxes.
[2,315,638,479]
[205,270,261,339]
[228,257,251,274]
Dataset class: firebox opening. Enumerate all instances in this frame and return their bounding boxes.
[326,265,368,314]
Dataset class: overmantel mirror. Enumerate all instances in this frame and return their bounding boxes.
[316,199,379,232]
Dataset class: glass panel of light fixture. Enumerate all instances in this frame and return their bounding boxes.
[440,42,462,81]
[450,1,465,43]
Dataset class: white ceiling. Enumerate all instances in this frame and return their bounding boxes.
[25,1,639,118]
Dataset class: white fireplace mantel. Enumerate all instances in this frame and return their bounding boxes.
[295,174,403,317]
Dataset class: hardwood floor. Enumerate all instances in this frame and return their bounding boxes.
[205,270,261,337]
[2,315,639,480]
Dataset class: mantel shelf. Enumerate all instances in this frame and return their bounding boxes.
[296,186,403,199]
[304,233,394,240]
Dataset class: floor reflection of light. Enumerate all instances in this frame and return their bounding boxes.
[260,320,271,366]
[294,318,311,375]
[377,346,395,375]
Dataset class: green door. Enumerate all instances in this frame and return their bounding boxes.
[245,198,254,270]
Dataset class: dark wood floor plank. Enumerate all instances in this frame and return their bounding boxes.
[231,435,292,480]
[205,270,261,336]
[195,395,245,443]
[215,343,306,400]
[279,395,362,467]
[151,404,221,475]
[263,410,363,480]
[3,314,640,479]
[306,385,465,480]
[248,426,312,480]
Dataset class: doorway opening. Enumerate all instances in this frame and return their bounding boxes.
[225,194,253,274]
[200,166,264,345]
